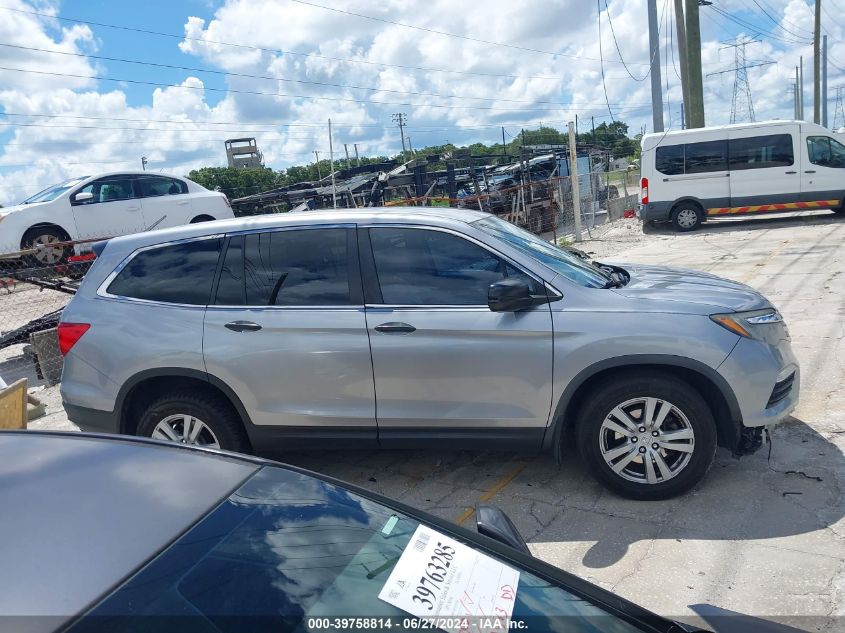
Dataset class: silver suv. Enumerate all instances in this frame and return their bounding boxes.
[59,208,799,500]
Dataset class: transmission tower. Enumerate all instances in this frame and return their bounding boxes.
[706,38,774,124]
[834,87,845,130]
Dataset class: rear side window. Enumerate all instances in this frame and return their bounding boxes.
[107,239,222,305]
[684,140,727,173]
[215,228,352,306]
[728,134,794,170]
[655,145,684,175]
[136,176,188,197]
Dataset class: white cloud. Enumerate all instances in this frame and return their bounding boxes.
[1,0,843,206]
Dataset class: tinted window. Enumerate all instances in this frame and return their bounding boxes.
[369,227,538,305]
[684,140,727,173]
[74,176,135,204]
[807,136,845,168]
[728,134,794,170]
[241,229,351,306]
[655,145,684,175]
[107,239,221,305]
[137,176,188,197]
[76,466,647,632]
[215,235,245,305]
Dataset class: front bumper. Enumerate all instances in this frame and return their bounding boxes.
[717,336,800,429]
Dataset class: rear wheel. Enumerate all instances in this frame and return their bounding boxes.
[671,203,703,232]
[136,391,249,453]
[21,226,70,267]
[576,372,717,500]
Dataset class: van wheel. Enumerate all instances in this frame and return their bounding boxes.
[671,204,703,231]
[136,391,249,453]
[576,372,717,500]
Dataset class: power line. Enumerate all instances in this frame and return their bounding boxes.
[0,43,590,107]
[749,0,814,41]
[601,0,662,81]
[0,65,651,114]
[0,4,646,79]
[288,0,649,66]
[597,0,616,122]
[709,5,811,45]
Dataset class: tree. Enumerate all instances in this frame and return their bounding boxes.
[186,167,281,199]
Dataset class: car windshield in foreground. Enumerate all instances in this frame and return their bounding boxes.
[22,177,89,204]
[472,215,611,288]
[73,465,649,633]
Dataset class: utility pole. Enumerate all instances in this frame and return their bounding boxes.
[814,0,821,123]
[328,119,337,209]
[353,144,361,167]
[391,113,408,161]
[684,0,705,128]
[344,143,350,166]
[823,35,829,127]
[674,0,691,127]
[567,122,582,242]
[800,56,805,120]
[502,127,507,155]
[789,82,799,120]
[647,0,664,132]
[795,66,801,119]
[140,156,148,171]
[314,151,322,180]
[706,38,773,124]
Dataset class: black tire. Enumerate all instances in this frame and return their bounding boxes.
[576,371,717,500]
[21,226,70,267]
[136,391,249,453]
[670,203,703,232]
[190,214,215,223]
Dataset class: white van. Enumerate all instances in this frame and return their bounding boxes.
[639,120,845,231]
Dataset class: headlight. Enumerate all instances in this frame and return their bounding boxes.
[710,309,783,339]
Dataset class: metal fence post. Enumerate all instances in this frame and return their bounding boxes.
[567,122,583,242]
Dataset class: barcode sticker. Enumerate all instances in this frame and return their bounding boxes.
[413,531,431,552]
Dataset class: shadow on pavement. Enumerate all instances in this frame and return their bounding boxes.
[643,210,843,236]
[279,415,843,570]
[687,603,815,633]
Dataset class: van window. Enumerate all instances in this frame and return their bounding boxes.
[655,145,684,175]
[684,140,727,173]
[107,238,222,304]
[729,134,794,170]
[807,136,845,168]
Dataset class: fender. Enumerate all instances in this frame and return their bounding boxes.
[541,354,743,454]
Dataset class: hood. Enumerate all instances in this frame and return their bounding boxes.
[610,263,770,312]
[0,203,29,216]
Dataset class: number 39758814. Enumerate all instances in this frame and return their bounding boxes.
[411,543,455,610]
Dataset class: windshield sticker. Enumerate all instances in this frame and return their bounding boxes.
[378,524,520,632]
[381,515,399,536]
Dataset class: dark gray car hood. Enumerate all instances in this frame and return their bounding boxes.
[610,263,771,312]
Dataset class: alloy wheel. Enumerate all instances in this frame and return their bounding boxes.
[152,414,220,448]
[599,397,695,484]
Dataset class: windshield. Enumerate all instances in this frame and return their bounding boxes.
[76,466,648,632]
[473,215,611,288]
[22,177,89,204]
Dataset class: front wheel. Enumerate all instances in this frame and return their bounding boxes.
[21,227,69,267]
[576,372,717,500]
[136,391,249,453]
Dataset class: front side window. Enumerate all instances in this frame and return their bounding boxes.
[74,177,135,205]
[137,176,188,198]
[684,140,728,173]
[807,136,845,168]
[215,228,352,306]
[728,134,794,170]
[106,238,221,305]
[369,227,539,305]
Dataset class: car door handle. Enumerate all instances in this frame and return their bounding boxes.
[178,200,190,206]
[785,170,797,174]
[127,205,140,211]
[225,320,262,332]
[374,322,416,334]
[804,170,816,173]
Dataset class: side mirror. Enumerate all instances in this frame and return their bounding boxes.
[73,192,94,204]
[488,278,546,312]
[476,504,531,555]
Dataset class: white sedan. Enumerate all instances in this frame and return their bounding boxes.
[0,171,234,265]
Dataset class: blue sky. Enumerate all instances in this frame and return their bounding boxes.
[0,0,841,205]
